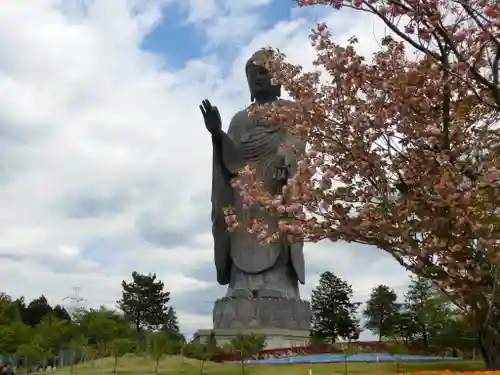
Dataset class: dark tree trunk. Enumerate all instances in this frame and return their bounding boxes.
[378,314,383,342]
[478,332,500,369]
[135,318,141,333]
[154,358,160,375]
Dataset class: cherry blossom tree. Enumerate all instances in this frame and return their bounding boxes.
[228,0,500,368]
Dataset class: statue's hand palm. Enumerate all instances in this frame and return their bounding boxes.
[199,99,222,135]
[206,110,221,132]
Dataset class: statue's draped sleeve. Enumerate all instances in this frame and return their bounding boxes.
[211,115,244,285]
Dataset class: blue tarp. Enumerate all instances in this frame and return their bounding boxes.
[226,353,462,365]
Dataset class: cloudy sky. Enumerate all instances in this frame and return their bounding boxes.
[0,0,411,340]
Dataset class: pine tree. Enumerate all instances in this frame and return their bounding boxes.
[52,305,71,321]
[25,295,53,327]
[118,272,170,332]
[393,310,418,345]
[404,276,452,348]
[311,271,360,343]
[363,285,400,341]
[160,306,183,341]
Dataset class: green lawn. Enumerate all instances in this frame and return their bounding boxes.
[52,355,485,375]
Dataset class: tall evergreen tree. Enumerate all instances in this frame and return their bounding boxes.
[25,295,53,327]
[363,285,400,341]
[118,272,170,332]
[393,310,418,345]
[160,306,183,341]
[52,304,71,321]
[404,276,453,348]
[311,271,360,343]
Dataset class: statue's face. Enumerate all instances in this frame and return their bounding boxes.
[246,63,272,96]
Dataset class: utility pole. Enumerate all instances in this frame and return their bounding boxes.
[63,286,86,316]
[60,287,86,368]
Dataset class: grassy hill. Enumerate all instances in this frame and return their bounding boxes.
[52,355,485,375]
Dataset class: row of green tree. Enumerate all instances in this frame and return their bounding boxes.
[2,268,480,373]
[311,272,476,353]
[0,272,186,371]
[1,271,270,374]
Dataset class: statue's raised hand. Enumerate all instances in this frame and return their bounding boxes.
[199,99,222,138]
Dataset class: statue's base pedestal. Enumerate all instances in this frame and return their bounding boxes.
[213,296,311,330]
[193,296,311,350]
[193,328,311,350]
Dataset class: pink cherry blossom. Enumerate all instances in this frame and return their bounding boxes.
[225,0,500,364]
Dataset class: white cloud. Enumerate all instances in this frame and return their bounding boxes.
[175,0,275,45]
[0,0,410,338]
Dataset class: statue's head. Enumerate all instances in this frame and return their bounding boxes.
[245,49,281,102]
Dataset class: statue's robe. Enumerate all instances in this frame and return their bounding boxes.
[211,99,306,299]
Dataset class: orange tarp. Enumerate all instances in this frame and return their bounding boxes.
[334,372,492,375]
